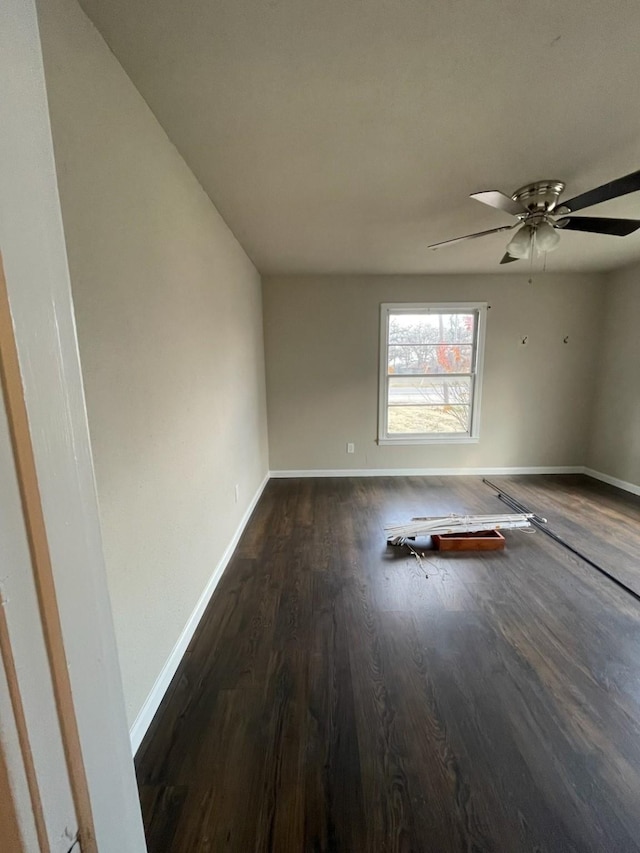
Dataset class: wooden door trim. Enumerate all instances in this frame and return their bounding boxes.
[0,581,49,851]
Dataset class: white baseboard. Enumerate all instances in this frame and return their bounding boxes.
[129,471,270,754]
[583,467,640,497]
[270,466,584,478]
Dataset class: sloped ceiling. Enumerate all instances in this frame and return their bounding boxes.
[79,0,640,274]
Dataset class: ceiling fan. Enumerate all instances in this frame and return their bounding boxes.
[429,170,640,264]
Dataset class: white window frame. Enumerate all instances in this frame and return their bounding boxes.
[378,302,487,445]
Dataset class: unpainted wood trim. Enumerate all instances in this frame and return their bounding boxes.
[0,740,28,852]
[0,588,49,852]
[0,255,97,853]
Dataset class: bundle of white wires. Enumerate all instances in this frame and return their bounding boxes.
[385,513,532,545]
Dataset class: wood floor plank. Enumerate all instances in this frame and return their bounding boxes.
[342,578,419,852]
[377,610,492,852]
[254,647,308,853]
[136,475,640,852]
[138,784,187,852]
[171,688,266,853]
[489,473,640,594]
[304,595,366,852]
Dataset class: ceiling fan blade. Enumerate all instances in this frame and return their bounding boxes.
[558,170,640,214]
[499,252,520,264]
[556,216,640,236]
[470,191,527,218]
[429,223,517,250]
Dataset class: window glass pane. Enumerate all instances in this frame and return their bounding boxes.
[388,312,475,345]
[388,344,472,375]
[387,375,471,406]
[380,305,483,441]
[388,405,470,434]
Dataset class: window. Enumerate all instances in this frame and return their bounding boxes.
[378,303,486,444]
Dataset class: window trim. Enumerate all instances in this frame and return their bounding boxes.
[378,302,487,445]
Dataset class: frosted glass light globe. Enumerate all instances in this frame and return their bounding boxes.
[506,225,533,259]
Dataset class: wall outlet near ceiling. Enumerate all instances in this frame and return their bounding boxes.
[346,442,355,454]
[234,484,240,503]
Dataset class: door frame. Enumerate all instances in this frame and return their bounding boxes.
[0,254,93,851]
[1,2,147,849]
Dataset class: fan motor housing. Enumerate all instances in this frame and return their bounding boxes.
[512,180,565,213]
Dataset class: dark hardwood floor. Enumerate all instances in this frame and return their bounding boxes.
[135,475,640,852]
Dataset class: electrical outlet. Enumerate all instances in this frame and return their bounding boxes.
[234,484,240,503]
[347,442,355,454]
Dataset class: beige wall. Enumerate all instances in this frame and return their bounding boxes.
[39,0,269,727]
[587,262,640,488]
[263,274,603,472]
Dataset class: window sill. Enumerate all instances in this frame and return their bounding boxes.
[378,435,480,446]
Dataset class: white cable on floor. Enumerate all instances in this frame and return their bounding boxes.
[384,512,532,544]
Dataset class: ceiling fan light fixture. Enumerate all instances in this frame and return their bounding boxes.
[535,220,561,253]
[506,224,532,259]
[429,170,640,262]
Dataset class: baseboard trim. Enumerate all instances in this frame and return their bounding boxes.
[583,467,640,497]
[129,471,270,755]
[270,466,584,478]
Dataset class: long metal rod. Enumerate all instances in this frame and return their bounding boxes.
[482,479,640,605]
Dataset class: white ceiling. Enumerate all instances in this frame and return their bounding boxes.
[79,0,640,275]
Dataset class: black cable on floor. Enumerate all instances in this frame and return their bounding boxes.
[482,478,640,605]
